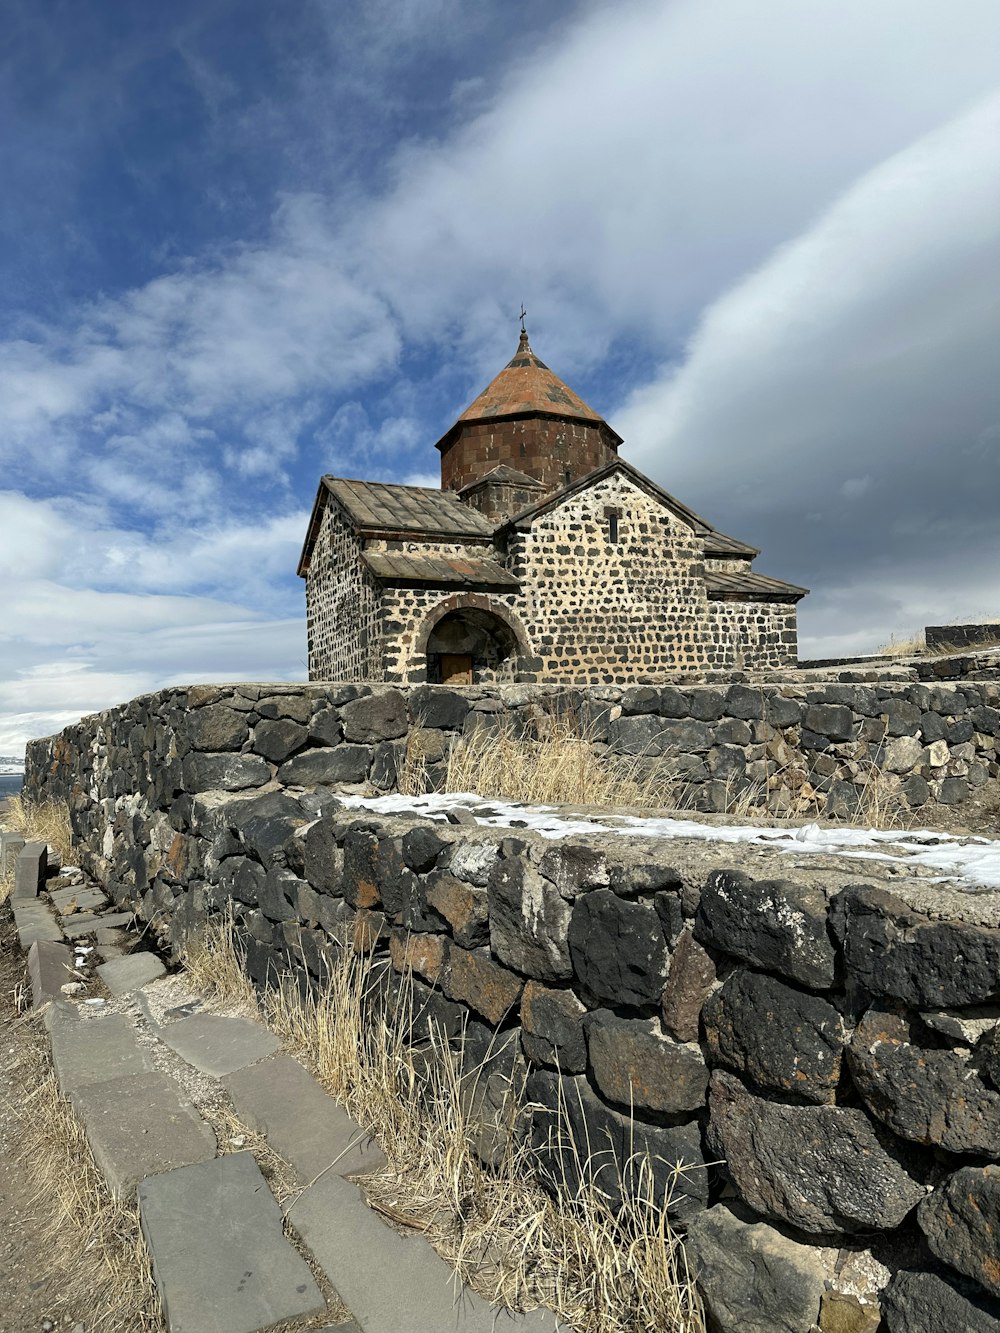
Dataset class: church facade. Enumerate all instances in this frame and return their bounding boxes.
[298,330,806,685]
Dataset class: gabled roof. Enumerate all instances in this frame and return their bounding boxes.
[458,464,546,495]
[363,552,518,589]
[436,330,622,450]
[297,476,493,576]
[498,455,754,558]
[703,531,759,559]
[706,570,808,603]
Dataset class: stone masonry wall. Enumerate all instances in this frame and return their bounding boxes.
[440,416,618,493]
[306,501,383,681]
[510,471,714,680]
[704,599,798,673]
[926,622,1000,653]
[23,678,1000,1331]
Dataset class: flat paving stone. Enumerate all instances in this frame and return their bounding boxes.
[50,1012,152,1094]
[95,925,127,945]
[139,1150,325,1333]
[27,938,74,1009]
[290,1175,559,1333]
[157,1013,281,1077]
[43,999,81,1033]
[12,900,63,947]
[97,951,166,995]
[62,910,137,938]
[224,1053,385,1180]
[50,884,108,914]
[70,1070,216,1199]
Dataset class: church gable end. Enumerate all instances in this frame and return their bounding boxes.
[508,469,713,679]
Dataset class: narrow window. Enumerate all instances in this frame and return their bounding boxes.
[605,508,620,544]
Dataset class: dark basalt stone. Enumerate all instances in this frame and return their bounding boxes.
[609,714,712,755]
[837,885,1000,1007]
[277,745,372,787]
[685,1203,834,1333]
[527,1068,707,1219]
[707,1070,927,1236]
[488,855,572,983]
[252,718,308,764]
[919,1167,1000,1297]
[180,751,271,794]
[881,1270,1000,1333]
[408,686,470,731]
[567,889,668,1009]
[695,870,836,990]
[186,704,250,752]
[339,690,408,743]
[257,868,304,923]
[520,981,587,1073]
[847,1005,1000,1155]
[585,1010,708,1114]
[300,817,342,896]
[224,790,308,868]
[703,969,846,1103]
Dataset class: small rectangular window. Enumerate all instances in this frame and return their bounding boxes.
[605,508,620,544]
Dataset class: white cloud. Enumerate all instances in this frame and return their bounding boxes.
[4,0,1000,744]
[611,91,1000,652]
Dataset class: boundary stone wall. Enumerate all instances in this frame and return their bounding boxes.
[23,679,1000,1331]
[926,623,1000,654]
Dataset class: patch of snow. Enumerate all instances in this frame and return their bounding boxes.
[338,792,1000,892]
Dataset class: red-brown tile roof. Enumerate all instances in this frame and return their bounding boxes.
[454,331,608,428]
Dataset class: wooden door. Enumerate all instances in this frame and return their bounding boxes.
[440,654,473,685]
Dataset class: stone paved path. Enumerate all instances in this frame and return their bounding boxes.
[6,832,564,1333]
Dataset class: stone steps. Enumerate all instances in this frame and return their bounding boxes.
[6,847,563,1333]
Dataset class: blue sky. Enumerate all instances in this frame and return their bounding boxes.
[2,0,999,754]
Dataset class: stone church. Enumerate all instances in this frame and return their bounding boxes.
[298,329,806,684]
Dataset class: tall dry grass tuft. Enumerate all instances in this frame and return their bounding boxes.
[874,632,927,658]
[182,913,705,1333]
[3,792,75,864]
[17,1071,162,1332]
[402,704,918,833]
[851,763,912,831]
[402,709,683,810]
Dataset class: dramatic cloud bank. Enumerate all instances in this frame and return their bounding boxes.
[1,0,998,750]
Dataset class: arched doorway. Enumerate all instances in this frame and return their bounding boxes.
[425,607,520,684]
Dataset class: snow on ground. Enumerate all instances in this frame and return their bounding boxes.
[340,791,1000,892]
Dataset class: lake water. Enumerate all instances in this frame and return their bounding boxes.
[0,774,24,797]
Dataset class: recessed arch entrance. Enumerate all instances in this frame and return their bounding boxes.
[414,595,531,684]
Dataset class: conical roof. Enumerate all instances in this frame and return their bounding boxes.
[437,330,621,445]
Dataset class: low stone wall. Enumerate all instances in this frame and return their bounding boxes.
[24,675,1000,825]
[23,679,1000,1330]
[926,623,1000,654]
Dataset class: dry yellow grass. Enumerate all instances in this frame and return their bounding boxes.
[183,916,705,1333]
[3,792,75,863]
[874,632,927,658]
[1,794,76,905]
[403,706,914,831]
[402,710,685,810]
[17,1069,162,1333]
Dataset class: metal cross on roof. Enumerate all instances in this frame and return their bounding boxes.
[519,303,527,333]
